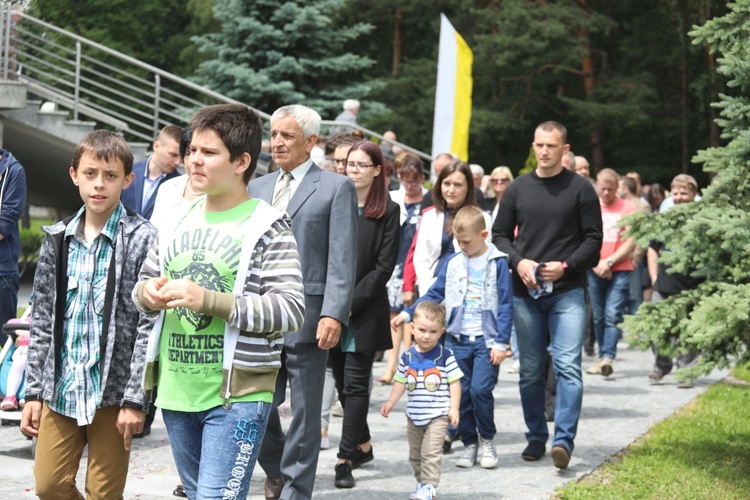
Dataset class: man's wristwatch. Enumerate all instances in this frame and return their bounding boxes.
[606,259,615,268]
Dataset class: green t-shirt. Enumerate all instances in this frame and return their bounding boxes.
[155,198,272,411]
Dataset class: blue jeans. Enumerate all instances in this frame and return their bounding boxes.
[628,261,644,314]
[163,401,272,499]
[587,271,630,360]
[0,273,19,346]
[445,335,498,445]
[514,288,585,453]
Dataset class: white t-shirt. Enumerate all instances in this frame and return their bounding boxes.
[461,248,490,338]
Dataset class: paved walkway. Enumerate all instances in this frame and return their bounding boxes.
[0,342,728,499]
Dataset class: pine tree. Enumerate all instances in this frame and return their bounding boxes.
[191,0,379,119]
[623,0,750,378]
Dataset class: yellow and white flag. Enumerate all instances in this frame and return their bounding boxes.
[431,13,473,164]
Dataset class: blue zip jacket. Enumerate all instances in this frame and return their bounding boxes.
[402,244,513,349]
[0,149,26,275]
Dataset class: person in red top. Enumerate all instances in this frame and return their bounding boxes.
[586,168,636,377]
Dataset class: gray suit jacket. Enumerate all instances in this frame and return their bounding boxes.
[248,163,358,343]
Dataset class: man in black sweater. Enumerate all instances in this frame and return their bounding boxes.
[492,121,602,470]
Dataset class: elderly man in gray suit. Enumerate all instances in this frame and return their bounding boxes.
[248,104,358,499]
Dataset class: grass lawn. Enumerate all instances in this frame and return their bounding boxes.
[556,363,750,499]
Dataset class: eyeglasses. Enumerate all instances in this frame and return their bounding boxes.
[345,161,375,171]
[492,178,510,185]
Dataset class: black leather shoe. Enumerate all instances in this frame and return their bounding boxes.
[334,462,355,488]
[522,440,546,461]
[264,476,284,499]
[172,484,187,498]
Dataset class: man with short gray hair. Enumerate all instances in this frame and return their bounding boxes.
[249,104,358,499]
[329,99,360,135]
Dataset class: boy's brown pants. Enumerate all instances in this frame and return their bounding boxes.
[407,415,449,488]
[34,403,130,500]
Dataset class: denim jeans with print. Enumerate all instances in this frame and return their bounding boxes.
[163,401,272,499]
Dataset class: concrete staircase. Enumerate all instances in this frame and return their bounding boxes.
[0,81,148,208]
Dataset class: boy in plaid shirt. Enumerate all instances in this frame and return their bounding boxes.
[21,131,157,498]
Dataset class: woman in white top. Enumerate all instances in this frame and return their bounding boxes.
[412,160,491,295]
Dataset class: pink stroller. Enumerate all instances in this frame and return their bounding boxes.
[0,307,35,456]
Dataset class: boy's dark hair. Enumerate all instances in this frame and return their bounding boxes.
[189,104,263,184]
[453,205,487,235]
[179,127,193,160]
[72,130,133,175]
[413,301,446,327]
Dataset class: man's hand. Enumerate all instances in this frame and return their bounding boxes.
[593,259,613,280]
[141,276,170,310]
[538,261,565,283]
[20,400,42,437]
[517,259,539,290]
[391,314,405,332]
[116,407,146,452]
[317,316,342,350]
[490,348,507,366]
[159,279,206,312]
[403,291,415,307]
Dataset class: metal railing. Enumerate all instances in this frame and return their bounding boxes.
[0,3,431,161]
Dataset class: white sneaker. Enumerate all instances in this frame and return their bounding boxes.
[506,360,520,373]
[456,442,478,468]
[412,483,436,500]
[479,436,498,469]
[409,483,424,499]
[320,436,330,450]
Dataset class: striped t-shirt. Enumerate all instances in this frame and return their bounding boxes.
[393,345,463,426]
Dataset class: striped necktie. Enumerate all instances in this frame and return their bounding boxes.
[273,171,293,211]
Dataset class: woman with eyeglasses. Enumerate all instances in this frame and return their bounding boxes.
[331,140,400,489]
[489,166,514,224]
[378,154,427,385]
[412,160,492,296]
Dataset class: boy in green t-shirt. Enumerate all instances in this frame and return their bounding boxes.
[134,104,305,499]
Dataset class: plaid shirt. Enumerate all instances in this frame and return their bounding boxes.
[48,204,122,425]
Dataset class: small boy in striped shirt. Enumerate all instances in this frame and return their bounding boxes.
[382,300,462,500]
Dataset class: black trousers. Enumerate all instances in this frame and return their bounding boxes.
[330,348,375,461]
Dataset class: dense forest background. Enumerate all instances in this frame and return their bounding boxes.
[28,0,729,185]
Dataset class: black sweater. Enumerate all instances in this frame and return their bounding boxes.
[492,168,602,296]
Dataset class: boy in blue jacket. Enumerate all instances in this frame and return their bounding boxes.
[392,205,513,470]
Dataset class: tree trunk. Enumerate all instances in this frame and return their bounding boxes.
[702,2,720,149]
[680,40,690,173]
[392,6,402,78]
[577,0,604,171]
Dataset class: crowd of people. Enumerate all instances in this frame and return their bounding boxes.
[0,96,704,500]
